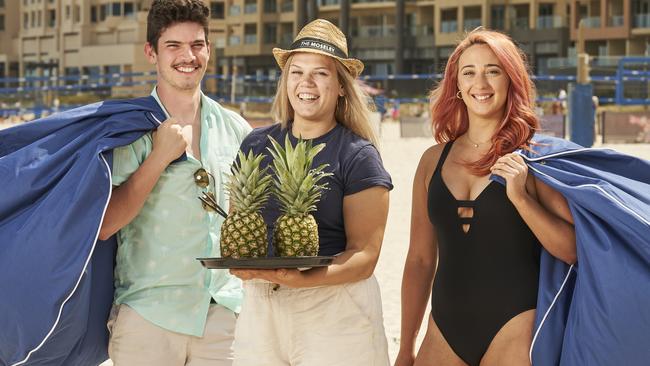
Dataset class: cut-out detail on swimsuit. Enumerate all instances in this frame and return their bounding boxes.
[427,141,541,366]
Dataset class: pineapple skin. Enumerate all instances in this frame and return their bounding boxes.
[273,214,319,257]
[220,211,268,258]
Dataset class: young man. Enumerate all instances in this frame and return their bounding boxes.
[98,1,251,364]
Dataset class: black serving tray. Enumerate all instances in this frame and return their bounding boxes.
[197,256,334,269]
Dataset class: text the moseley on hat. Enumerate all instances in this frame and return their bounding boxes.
[273,19,364,78]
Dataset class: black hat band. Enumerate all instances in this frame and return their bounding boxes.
[289,37,348,59]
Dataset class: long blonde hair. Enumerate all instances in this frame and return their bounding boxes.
[271,54,378,146]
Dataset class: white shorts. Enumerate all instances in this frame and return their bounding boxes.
[108,304,236,366]
[233,275,390,366]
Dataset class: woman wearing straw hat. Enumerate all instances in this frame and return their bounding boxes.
[230,19,393,366]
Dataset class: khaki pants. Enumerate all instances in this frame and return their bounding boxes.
[233,276,390,366]
[108,304,236,366]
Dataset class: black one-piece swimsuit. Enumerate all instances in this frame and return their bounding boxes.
[427,141,541,366]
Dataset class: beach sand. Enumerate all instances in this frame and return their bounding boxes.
[80,121,650,365]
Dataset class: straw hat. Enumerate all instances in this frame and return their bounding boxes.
[272,19,364,78]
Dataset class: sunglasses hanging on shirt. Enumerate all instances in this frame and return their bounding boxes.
[193,168,228,219]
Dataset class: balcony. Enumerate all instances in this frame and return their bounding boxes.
[229,5,241,16]
[229,35,241,45]
[464,18,481,31]
[608,15,624,27]
[547,57,576,68]
[580,17,601,28]
[358,25,395,37]
[511,17,529,30]
[634,14,650,28]
[281,33,293,45]
[281,1,293,12]
[537,15,563,29]
[244,4,257,14]
[244,34,257,44]
[441,20,457,33]
[321,0,340,5]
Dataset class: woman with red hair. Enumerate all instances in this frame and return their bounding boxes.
[396,29,577,366]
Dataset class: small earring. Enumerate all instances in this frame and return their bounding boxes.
[456,90,463,99]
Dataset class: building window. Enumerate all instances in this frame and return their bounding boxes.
[100,4,108,21]
[74,5,80,22]
[0,0,5,8]
[264,0,277,13]
[124,2,135,18]
[491,5,505,30]
[91,6,97,23]
[281,0,293,12]
[112,2,121,16]
[441,9,457,33]
[244,23,257,44]
[210,2,224,19]
[264,23,277,44]
[244,0,257,14]
[48,9,56,27]
[24,13,28,29]
[65,5,70,20]
[0,15,4,31]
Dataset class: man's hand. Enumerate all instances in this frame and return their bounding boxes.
[151,117,187,165]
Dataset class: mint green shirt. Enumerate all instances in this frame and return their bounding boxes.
[111,88,251,336]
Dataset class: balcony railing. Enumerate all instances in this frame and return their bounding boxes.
[608,15,624,27]
[358,25,395,37]
[634,14,650,28]
[229,35,241,45]
[321,0,340,5]
[281,33,293,45]
[580,16,601,28]
[281,1,293,12]
[441,20,457,33]
[464,18,482,31]
[511,17,530,29]
[411,25,433,36]
[244,4,257,14]
[537,15,563,29]
[244,34,257,44]
[547,57,577,68]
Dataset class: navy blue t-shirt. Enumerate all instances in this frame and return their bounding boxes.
[238,122,393,256]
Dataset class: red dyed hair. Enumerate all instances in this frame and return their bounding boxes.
[429,29,539,175]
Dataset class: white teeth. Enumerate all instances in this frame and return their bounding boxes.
[298,93,318,100]
[474,94,492,101]
[176,66,196,73]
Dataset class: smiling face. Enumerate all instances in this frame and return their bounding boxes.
[145,22,210,93]
[457,44,510,124]
[286,53,343,125]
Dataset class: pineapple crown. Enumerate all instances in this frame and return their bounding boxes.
[225,150,273,214]
[267,135,332,216]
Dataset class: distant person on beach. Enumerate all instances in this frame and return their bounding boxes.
[98,0,250,364]
[396,29,577,366]
[228,19,393,366]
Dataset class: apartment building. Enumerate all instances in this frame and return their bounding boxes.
[0,0,20,82]
[571,0,649,58]
[0,0,649,89]
[434,0,571,74]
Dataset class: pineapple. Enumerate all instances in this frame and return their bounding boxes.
[220,150,273,258]
[267,135,332,257]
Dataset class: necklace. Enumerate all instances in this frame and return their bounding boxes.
[465,134,490,148]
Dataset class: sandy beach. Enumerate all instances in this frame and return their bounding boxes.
[3,118,643,365]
